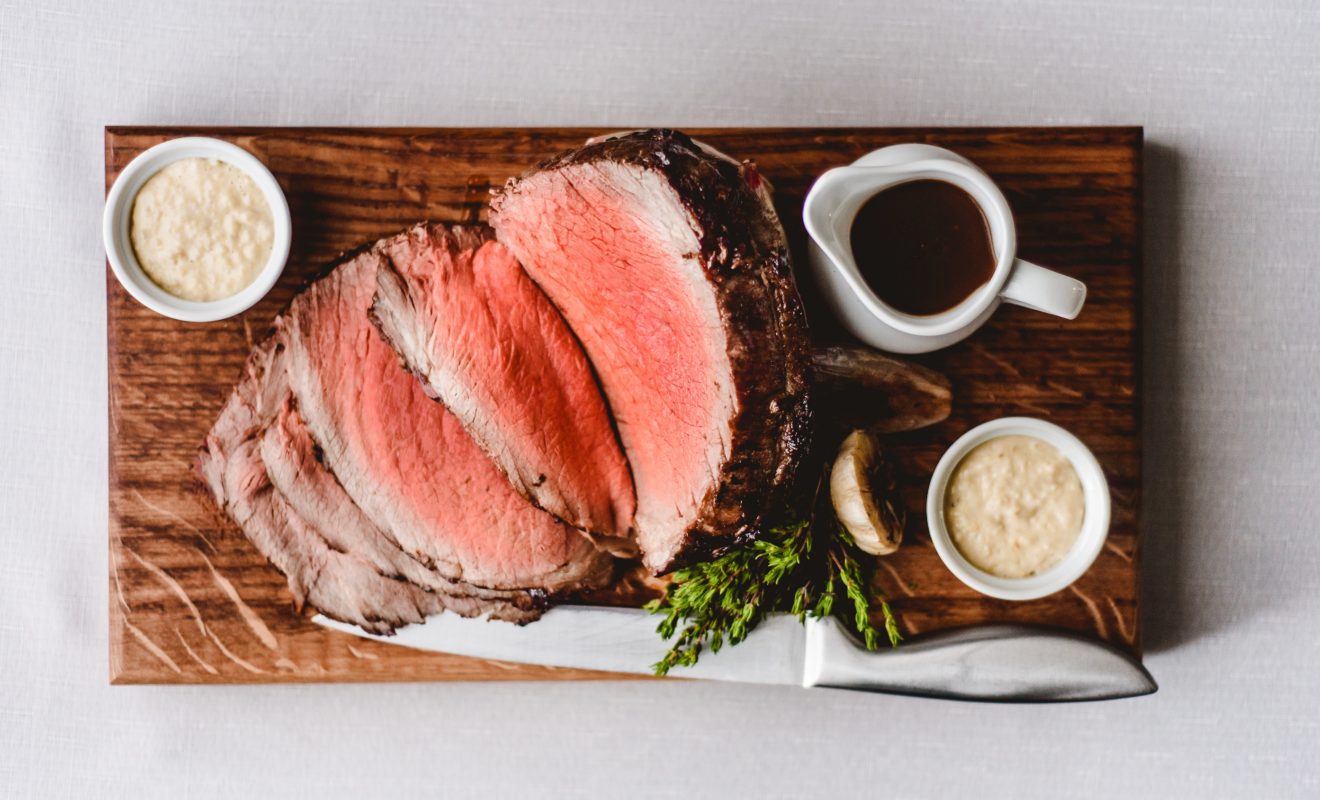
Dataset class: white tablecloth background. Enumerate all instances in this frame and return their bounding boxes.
[3,1,1317,797]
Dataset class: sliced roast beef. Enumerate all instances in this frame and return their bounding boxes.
[490,129,811,573]
[281,244,613,593]
[198,339,538,633]
[370,224,636,549]
[259,394,544,614]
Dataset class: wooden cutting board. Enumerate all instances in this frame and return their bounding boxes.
[107,127,1142,684]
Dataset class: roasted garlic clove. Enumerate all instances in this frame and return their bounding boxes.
[830,429,905,556]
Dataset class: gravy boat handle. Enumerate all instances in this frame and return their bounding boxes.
[1001,259,1087,319]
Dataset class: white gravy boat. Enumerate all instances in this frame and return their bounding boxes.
[804,144,1086,354]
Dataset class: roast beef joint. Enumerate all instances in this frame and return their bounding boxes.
[200,130,814,633]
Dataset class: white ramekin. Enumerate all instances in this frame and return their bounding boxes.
[102,137,291,322]
[926,417,1111,601]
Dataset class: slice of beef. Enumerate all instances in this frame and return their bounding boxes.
[370,224,636,550]
[490,129,811,573]
[282,243,614,592]
[198,340,539,633]
[259,393,544,614]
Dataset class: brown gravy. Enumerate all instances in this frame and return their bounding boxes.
[849,179,995,316]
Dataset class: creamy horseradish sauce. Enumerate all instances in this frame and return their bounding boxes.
[130,157,274,301]
[944,435,1084,578]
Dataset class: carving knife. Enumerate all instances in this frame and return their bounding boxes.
[311,612,1156,707]
[313,606,1155,702]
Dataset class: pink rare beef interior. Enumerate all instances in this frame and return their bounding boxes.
[282,247,611,592]
[198,339,539,634]
[371,225,636,549]
[493,161,738,572]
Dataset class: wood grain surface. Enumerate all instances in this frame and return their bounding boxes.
[107,127,1142,685]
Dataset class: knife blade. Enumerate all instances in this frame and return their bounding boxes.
[312,606,1155,702]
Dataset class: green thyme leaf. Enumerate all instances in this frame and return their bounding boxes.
[646,473,902,675]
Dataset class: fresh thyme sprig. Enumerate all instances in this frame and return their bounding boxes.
[644,489,902,676]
